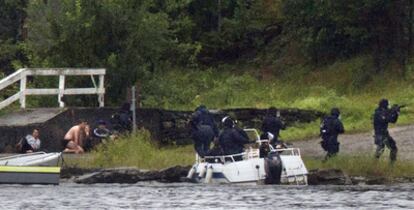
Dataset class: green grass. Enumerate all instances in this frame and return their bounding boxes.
[142,56,414,141]
[304,155,414,178]
[62,56,414,178]
[64,130,414,179]
[65,130,194,170]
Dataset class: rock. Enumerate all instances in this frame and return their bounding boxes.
[350,176,367,185]
[73,165,192,184]
[365,177,388,185]
[158,165,192,183]
[308,168,352,185]
[162,121,174,129]
[60,166,100,179]
[74,167,146,184]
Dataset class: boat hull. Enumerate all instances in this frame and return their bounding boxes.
[189,151,308,185]
[0,166,60,185]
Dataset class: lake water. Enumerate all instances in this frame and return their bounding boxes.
[1,182,414,209]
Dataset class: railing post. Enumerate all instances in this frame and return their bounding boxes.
[58,74,65,108]
[98,74,104,107]
[19,71,26,109]
[131,86,137,133]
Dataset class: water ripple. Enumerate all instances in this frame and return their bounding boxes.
[0,183,413,209]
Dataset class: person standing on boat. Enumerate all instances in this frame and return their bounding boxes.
[261,107,285,146]
[190,111,215,157]
[195,105,219,138]
[63,119,89,154]
[18,128,41,153]
[219,116,250,157]
[373,99,400,163]
[320,108,344,160]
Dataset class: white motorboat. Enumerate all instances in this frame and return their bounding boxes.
[0,152,61,166]
[187,129,308,185]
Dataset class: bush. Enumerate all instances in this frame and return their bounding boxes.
[89,129,194,169]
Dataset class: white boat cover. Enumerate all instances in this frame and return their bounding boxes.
[0,152,61,166]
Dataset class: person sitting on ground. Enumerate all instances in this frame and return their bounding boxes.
[63,119,89,154]
[84,120,114,150]
[218,116,250,158]
[17,128,41,153]
[94,120,111,138]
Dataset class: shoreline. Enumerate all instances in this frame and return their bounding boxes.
[60,165,414,186]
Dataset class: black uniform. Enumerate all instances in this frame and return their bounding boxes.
[189,106,217,157]
[195,107,219,138]
[219,127,250,156]
[373,99,399,162]
[320,109,344,160]
[261,114,285,144]
[191,124,215,157]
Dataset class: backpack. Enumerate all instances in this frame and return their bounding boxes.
[320,117,336,136]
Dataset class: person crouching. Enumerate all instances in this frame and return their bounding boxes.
[218,116,250,160]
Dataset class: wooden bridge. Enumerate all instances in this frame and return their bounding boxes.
[0,68,106,110]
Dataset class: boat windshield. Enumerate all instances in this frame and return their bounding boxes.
[243,129,260,142]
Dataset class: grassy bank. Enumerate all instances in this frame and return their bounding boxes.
[65,130,194,170]
[65,131,414,180]
[305,156,414,179]
[142,56,414,141]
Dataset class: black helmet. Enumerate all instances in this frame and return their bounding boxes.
[195,105,207,112]
[379,99,389,109]
[267,107,278,116]
[222,116,235,128]
[331,108,340,117]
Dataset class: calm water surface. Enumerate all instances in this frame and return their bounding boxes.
[1,182,413,209]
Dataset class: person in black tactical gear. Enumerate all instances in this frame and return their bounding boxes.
[373,99,400,162]
[194,105,219,138]
[320,108,344,160]
[218,116,250,159]
[111,103,132,133]
[189,105,217,157]
[261,107,285,146]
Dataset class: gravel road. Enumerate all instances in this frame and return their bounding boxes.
[292,125,414,160]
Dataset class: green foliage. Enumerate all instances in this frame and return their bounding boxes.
[140,56,414,141]
[305,155,414,178]
[0,0,27,74]
[282,0,413,66]
[24,0,200,105]
[87,130,194,169]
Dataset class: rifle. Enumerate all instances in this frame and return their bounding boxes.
[391,103,410,112]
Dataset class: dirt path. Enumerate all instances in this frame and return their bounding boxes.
[291,125,414,160]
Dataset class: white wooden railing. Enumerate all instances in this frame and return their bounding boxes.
[0,68,105,110]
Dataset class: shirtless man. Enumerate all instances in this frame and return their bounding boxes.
[63,119,89,154]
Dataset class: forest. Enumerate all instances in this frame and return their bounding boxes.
[2,0,414,115]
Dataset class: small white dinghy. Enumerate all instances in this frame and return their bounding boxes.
[0,152,61,166]
[187,129,308,185]
[0,152,62,185]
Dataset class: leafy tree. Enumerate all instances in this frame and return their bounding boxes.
[25,0,200,105]
[0,0,27,75]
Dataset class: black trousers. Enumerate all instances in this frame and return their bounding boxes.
[375,133,397,162]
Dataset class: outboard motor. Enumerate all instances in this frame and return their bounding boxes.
[264,151,282,184]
